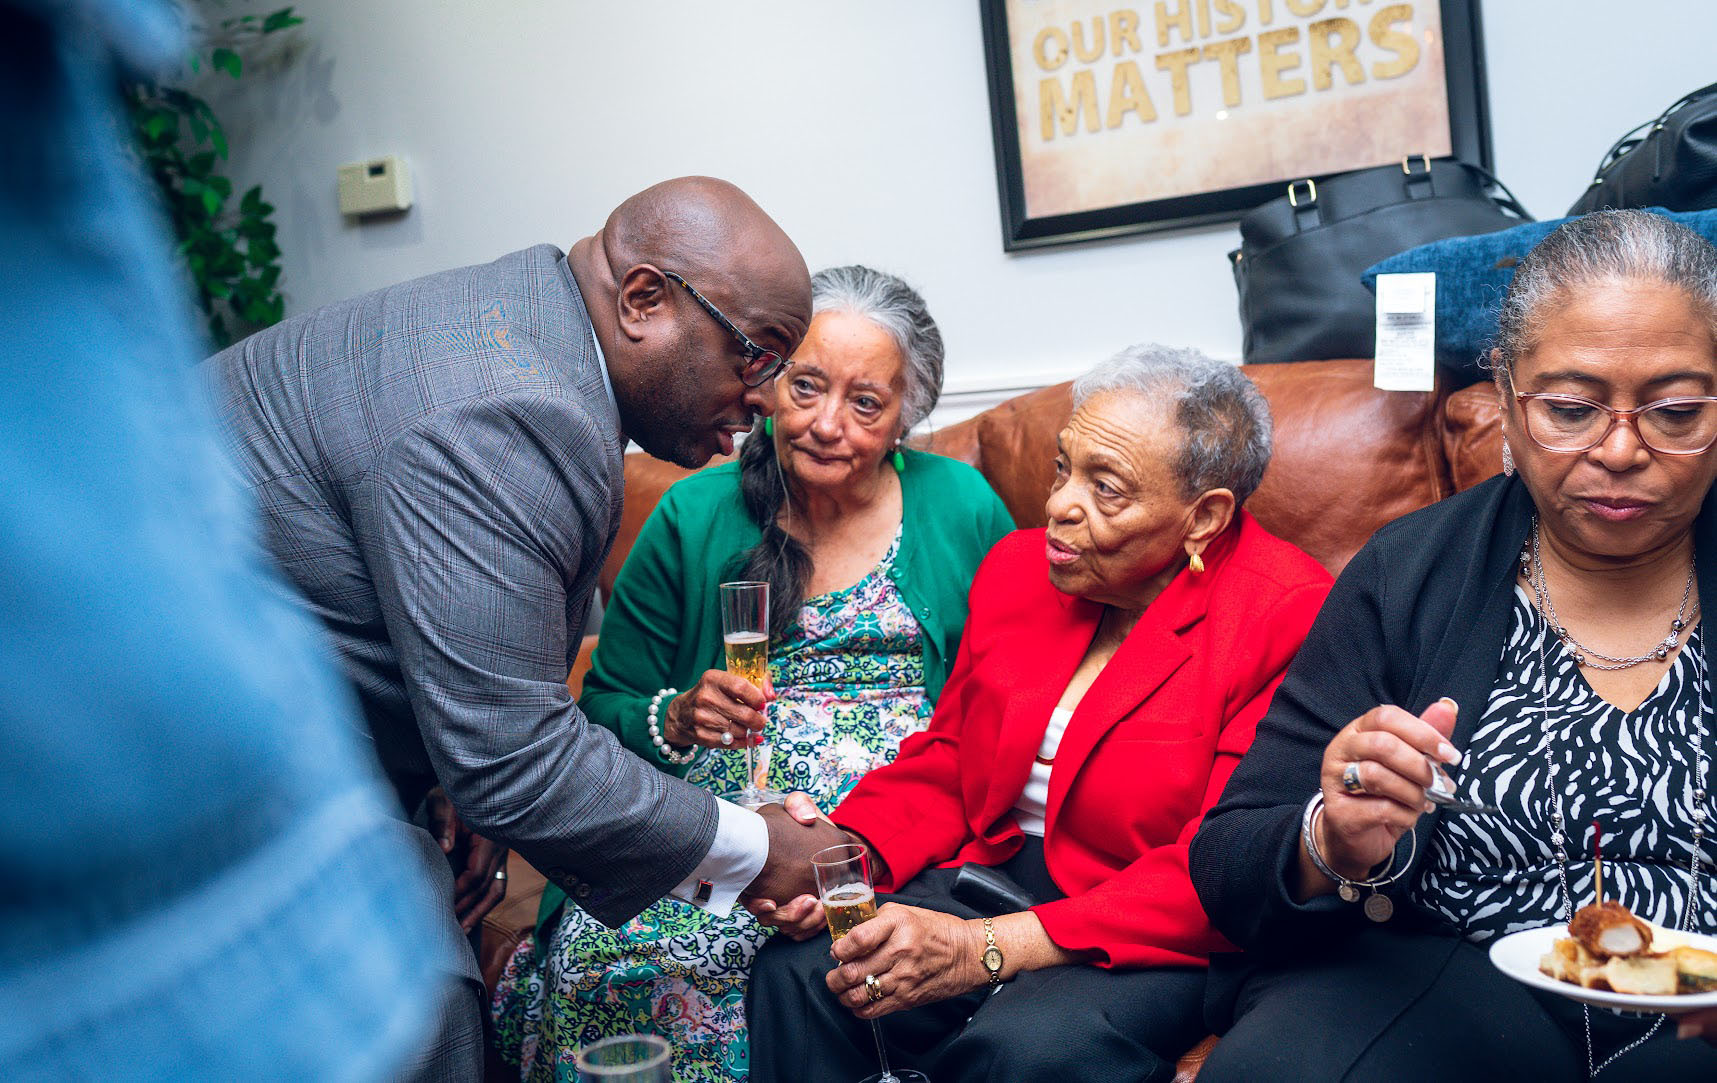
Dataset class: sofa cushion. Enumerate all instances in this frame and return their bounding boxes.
[600,454,727,603]
[1362,207,1717,377]
[1242,360,1450,575]
[1441,380,1505,493]
[960,360,1448,577]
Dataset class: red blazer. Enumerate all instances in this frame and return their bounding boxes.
[831,515,1331,969]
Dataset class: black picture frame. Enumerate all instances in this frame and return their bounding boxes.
[979,0,1493,251]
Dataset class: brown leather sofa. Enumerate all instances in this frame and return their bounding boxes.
[480,358,1506,1078]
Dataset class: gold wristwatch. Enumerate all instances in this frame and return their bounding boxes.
[980,917,1004,986]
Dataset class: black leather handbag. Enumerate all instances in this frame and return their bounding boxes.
[1230,157,1532,365]
[1567,81,1717,215]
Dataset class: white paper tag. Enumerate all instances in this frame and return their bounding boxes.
[1374,272,1436,392]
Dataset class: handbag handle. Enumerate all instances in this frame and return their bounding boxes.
[1452,160,1532,221]
[1584,80,1717,188]
[1273,158,1528,234]
[1651,80,1717,181]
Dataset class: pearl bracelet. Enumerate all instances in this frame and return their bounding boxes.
[648,688,695,765]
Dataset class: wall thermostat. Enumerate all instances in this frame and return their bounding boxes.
[338,155,413,216]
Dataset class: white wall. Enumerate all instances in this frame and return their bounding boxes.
[215,1,1717,424]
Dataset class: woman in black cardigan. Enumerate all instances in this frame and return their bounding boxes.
[1191,210,1717,1081]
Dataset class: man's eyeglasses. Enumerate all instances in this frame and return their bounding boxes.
[1508,372,1717,456]
[661,269,790,387]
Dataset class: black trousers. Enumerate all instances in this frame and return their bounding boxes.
[1199,927,1717,1083]
[748,840,1207,1083]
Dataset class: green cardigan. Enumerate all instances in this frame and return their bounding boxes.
[581,448,1014,774]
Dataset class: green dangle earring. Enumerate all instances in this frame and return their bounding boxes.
[762,417,773,437]
[891,444,905,473]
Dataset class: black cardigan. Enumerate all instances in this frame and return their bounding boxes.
[1190,473,1717,956]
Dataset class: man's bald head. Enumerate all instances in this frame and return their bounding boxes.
[602,177,807,307]
[566,177,811,467]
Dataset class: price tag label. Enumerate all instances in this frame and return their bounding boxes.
[1374,272,1436,392]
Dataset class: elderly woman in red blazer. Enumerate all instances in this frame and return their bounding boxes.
[745,344,1333,1083]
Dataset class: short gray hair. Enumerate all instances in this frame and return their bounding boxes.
[1071,343,1274,505]
[1493,209,1717,372]
[810,265,944,430]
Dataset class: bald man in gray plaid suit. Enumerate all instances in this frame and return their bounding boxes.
[204,178,851,1077]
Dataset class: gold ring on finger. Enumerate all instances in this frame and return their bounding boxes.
[1341,761,1366,796]
[864,974,884,1003]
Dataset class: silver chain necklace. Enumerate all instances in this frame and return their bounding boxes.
[1522,520,1710,1077]
[1527,521,1698,670]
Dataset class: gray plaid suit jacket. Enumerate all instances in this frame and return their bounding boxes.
[203,245,718,925]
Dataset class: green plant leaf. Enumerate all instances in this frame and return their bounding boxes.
[126,9,304,351]
[263,7,304,32]
[142,110,176,143]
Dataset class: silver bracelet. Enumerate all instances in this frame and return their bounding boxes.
[1301,792,1416,921]
[647,688,694,765]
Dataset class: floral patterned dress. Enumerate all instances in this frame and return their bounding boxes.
[492,528,931,1082]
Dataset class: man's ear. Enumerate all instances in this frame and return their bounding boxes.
[615,264,670,344]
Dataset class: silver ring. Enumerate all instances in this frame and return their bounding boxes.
[721,731,734,747]
[1341,761,1366,796]
[864,974,883,1003]
[495,869,508,881]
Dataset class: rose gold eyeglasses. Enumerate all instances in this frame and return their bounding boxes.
[1507,370,1717,456]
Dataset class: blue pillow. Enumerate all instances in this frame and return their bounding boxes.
[1362,207,1717,378]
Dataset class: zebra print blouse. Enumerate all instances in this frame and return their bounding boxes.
[1408,587,1717,943]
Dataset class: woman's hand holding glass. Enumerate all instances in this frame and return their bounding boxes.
[1310,698,1461,886]
[826,904,987,1019]
[663,669,771,749]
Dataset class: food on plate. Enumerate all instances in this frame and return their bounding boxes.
[1569,899,1652,958]
[1674,946,1717,994]
[1602,952,1678,995]
[1537,900,1716,996]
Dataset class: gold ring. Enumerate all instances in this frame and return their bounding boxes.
[1342,761,1366,796]
[864,974,883,1003]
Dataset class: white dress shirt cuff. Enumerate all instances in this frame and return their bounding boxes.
[669,799,768,917]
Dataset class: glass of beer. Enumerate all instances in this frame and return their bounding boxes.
[811,843,929,1083]
[719,580,782,808]
[573,1034,671,1081]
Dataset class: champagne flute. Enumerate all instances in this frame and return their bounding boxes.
[719,580,784,808]
[812,843,930,1083]
[574,1034,671,1082]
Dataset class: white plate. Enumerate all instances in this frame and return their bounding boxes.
[1489,924,1717,1015]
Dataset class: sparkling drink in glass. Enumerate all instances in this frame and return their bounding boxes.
[718,581,783,807]
[821,882,880,940]
[812,844,930,1083]
[723,630,769,688]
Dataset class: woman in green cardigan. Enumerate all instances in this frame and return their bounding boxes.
[492,266,1013,1082]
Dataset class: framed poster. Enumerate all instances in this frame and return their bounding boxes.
[979,0,1493,249]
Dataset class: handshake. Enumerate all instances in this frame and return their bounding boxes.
[741,793,872,934]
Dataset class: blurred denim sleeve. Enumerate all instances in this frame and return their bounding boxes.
[0,3,453,1079]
